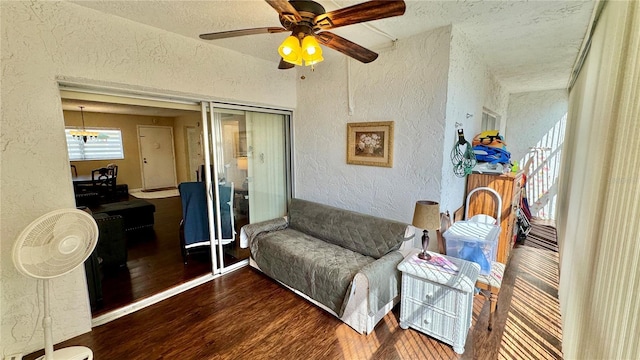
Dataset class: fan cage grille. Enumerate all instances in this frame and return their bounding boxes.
[13,209,99,279]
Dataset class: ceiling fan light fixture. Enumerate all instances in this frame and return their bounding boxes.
[304,54,324,67]
[199,0,407,70]
[301,35,323,67]
[278,35,303,65]
[302,35,322,54]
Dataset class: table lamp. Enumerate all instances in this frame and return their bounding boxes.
[412,200,440,260]
[237,157,248,171]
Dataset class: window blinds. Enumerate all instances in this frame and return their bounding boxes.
[65,128,124,161]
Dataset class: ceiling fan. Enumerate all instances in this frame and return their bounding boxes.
[199,0,406,69]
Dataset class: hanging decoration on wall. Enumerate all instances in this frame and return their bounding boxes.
[346,121,394,167]
[451,129,476,177]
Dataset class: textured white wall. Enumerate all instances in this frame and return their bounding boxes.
[440,27,509,214]
[294,24,508,223]
[294,27,452,223]
[506,90,568,219]
[484,71,511,136]
[0,1,295,356]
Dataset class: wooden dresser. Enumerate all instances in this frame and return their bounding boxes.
[465,172,524,263]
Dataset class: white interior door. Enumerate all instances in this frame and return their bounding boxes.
[186,126,203,182]
[138,125,178,190]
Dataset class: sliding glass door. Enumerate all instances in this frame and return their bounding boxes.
[246,111,289,223]
[201,102,292,274]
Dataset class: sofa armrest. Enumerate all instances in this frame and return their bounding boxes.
[357,250,405,315]
[240,216,288,249]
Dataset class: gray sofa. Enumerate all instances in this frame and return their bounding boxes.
[241,198,414,334]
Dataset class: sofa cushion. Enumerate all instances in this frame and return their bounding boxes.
[251,228,375,316]
[288,198,408,259]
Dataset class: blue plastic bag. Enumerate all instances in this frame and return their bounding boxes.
[459,242,491,273]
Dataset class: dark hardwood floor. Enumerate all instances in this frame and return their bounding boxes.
[93,194,249,316]
[28,222,562,359]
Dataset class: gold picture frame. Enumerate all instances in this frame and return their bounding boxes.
[346,121,394,167]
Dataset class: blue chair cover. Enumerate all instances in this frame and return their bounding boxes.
[179,182,233,246]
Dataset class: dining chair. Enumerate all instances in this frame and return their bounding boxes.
[107,163,118,182]
[73,166,101,206]
[92,167,117,200]
[197,164,216,182]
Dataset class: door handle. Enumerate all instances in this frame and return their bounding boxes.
[143,157,147,164]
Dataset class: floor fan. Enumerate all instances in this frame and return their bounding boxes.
[12,209,99,360]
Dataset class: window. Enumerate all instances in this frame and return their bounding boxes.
[65,128,124,161]
[481,108,501,131]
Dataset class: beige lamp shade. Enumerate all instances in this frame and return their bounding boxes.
[412,200,440,230]
[237,157,248,171]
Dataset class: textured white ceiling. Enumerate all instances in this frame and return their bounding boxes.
[72,0,595,93]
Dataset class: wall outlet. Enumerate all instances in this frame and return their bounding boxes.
[4,354,22,360]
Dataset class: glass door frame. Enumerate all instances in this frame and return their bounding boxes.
[201,101,293,275]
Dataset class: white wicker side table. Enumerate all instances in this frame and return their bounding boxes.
[397,250,480,354]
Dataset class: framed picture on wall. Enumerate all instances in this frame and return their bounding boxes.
[346,121,394,167]
[234,131,247,157]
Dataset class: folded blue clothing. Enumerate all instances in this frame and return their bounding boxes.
[473,145,511,164]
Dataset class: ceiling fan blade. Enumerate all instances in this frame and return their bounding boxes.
[265,0,302,23]
[199,27,288,40]
[314,0,406,30]
[278,58,296,70]
[316,32,378,64]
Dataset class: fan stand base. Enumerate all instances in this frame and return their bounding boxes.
[36,346,93,360]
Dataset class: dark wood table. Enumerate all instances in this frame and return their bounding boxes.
[73,174,115,185]
[72,174,94,185]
